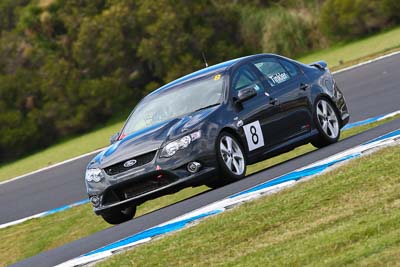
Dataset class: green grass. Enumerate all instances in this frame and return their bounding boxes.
[1,115,399,266]
[98,144,400,267]
[298,27,400,69]
[1,26,400,182]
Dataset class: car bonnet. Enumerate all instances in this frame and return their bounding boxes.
[89,106,219,168]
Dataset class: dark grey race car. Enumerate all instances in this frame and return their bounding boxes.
[85,54,349,224]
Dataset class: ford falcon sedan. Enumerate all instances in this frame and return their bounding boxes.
[85,54,349,224]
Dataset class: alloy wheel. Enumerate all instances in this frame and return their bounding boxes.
[219,136,245,175]
[316,99,339,139]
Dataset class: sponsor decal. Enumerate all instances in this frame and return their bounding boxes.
[269,72,289,84]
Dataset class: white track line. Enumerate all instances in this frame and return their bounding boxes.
[332,50,400,74]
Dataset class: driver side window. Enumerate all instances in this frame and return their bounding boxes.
[232,65,262,92]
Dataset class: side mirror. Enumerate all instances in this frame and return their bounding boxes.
[110,132,120,145]
[236,86,257,104]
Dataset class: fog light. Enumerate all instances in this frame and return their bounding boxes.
[90,196,100,207]
[187,162,201,173]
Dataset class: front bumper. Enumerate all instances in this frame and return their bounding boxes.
[86,140,218,214]
[92,166,216,215]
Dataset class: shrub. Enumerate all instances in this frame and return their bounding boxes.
[320,0,399,40]
[239,6,269,53]
[261,7,313,57]
[381,0,400,22]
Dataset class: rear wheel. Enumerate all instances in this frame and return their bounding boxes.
[311,98,340,148]
[100,206,136,225]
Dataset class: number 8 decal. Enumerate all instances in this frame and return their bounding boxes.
[250,125,259,144]
[243,121,264,151]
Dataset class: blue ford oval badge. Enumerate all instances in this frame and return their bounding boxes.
[123,159,137,168]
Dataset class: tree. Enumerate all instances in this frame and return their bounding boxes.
[136,0,242,82]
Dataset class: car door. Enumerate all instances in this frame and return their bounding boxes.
[250,57,313,143]
[230,64,282,153]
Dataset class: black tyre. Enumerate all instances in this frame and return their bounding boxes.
[213,132,246,186]
[100,206,136,225]
[311,98,341,148]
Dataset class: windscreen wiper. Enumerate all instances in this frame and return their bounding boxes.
[194,103,221,113]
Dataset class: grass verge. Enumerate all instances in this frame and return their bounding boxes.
[1,115,399,266]
[1,26,400,182]
[298,26,400,70]
[97,144,400,267]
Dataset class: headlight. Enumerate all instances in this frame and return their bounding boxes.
[85,168,104,183]
[160,130,201,158]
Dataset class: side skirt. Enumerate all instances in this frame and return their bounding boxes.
[247,129,319,165]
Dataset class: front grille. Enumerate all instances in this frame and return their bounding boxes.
[120,174,177,199]
[102,173,177,205]
[104,151,156,176]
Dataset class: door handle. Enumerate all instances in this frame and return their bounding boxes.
[270,98,279,105]
[300,83,309,90]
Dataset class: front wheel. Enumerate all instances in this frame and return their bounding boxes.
[311,98,341,148]
[213,132,247,186]
[100,206,136,225]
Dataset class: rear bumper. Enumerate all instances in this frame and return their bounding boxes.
[333,84,350,127]
[341,113,350,127]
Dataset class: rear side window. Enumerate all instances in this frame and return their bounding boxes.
[279,59,299,77]
[252,58,290,87]
[231,65,260,91]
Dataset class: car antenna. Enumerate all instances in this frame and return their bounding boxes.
[201,51,209,68]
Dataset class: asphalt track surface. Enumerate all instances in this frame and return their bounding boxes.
[2,53,400,225]
[3,53,400,266]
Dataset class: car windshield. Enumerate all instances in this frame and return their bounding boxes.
[121,74,225,136]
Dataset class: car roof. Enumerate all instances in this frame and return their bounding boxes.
[148,54,267,96]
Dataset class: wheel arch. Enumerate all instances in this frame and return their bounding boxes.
[218,127,248,159]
